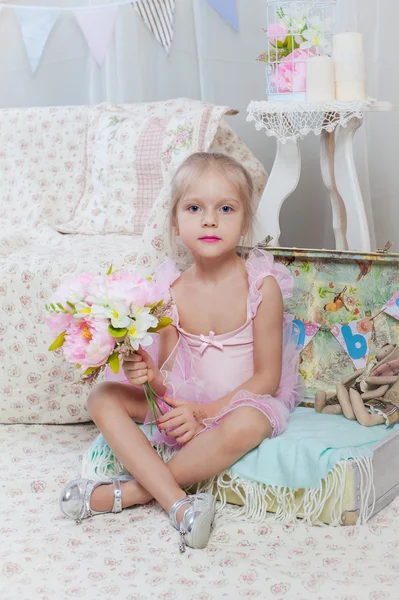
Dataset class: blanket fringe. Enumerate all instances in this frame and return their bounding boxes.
[81,442,376,526]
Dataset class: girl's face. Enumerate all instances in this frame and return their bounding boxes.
[174,168,246,259]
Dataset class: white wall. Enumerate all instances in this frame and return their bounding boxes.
[0,0,396,252]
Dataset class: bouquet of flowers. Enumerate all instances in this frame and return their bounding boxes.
[45,265,172,433]
[257,2,333,94]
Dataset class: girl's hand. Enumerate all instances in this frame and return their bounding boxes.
[158,398,208,445]
[122,348,158,386]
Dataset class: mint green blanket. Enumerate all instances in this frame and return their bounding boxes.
[82,407,398,490]
[229,407,398,489]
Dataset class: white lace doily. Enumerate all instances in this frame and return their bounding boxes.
[247,98,376,143]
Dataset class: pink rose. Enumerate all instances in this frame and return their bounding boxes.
[63,319,115,368]
[267,22,288,46]
[45,312,73,337]
[271,48,314,93]
[49,272,93,307]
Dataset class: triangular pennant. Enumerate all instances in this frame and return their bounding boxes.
[134,0,175,54]
[74,6,118,67]
[14,8,59,74]
[330,319,373,369]
[382,291,399,321]
[204,0,239,31]
[292,318,321,350]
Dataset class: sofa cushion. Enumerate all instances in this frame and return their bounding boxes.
[57,100,236,236]
[0,227,142,424]
[0,106,88,233]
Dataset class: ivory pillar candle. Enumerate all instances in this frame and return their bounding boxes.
[306,56,335,101]
[333,33,366,100]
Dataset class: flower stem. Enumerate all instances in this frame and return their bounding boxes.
[142,381,165,436]
[147,381,165,415]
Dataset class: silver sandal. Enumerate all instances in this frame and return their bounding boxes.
[169,492,216,553]
[59,473,133,524]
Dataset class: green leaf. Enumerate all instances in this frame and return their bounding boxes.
[66,301,76,310]
[50,303,56,311]
[108,325,128,338]
[108,353,120,374]
[146,299,164,311]
[287,35,295,53]
[148,316,173,333]
[106,265,113,276]
[48,331,66,351]
[82,366,98,377]
[56,302,64,311]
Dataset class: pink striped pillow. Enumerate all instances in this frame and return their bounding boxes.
[58,102,234,235]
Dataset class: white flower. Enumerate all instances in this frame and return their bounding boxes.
[281,6,307,32]
[127,307,158,351]
[90,300,131,329]
[74,301,93,319]
[308,15,331,34]
[300,16,331,49]
[300,28,329,50]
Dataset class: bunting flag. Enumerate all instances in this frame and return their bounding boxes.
[74,6,119,67]
[382,291,399,321]
[204,0,239,31]
[329,319,373,369]
[292,318,321,351]
[134,0,175,54]
[14,8,60,73]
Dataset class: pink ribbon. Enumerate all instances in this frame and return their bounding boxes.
[199,331,224,355]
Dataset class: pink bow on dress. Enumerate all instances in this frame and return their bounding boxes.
[198,331,224,355]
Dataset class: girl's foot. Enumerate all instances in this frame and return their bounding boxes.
[169,492,216,552]
[59,474,134,523]
[90,478,151,511]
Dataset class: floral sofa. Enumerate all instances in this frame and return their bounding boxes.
[0,98,267,426]
[0,99,271,598]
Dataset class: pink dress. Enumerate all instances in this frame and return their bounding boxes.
[143,249,305,448]
[106,249,304,448]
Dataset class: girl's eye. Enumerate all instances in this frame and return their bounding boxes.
[188,205,200,213]
[220,206,232,213]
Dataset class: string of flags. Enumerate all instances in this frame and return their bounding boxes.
[292,291,399,370]
[0,0,239,74]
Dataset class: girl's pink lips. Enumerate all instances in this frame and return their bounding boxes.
[199,236,221,242]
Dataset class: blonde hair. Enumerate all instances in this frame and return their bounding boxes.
[169,152,255,248]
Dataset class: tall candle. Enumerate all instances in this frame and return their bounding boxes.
[306,56,335,101]
[333,33,366,100]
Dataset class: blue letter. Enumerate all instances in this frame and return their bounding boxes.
[293,319,306,348]
[341,324,367,360]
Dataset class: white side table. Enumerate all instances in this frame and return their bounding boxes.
[247,99,394,252]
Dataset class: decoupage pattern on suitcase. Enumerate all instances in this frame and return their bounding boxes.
[271,249,399,403]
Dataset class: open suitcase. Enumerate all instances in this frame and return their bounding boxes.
[230,246,399,525]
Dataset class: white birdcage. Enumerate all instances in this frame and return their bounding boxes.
[260,0,337,101]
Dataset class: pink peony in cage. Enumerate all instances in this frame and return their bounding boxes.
[258,0,336,101]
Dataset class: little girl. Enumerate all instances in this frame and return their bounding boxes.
[60,152,303,552]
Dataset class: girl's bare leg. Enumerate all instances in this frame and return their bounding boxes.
[87,382,186,515]
[91,405,272,510]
